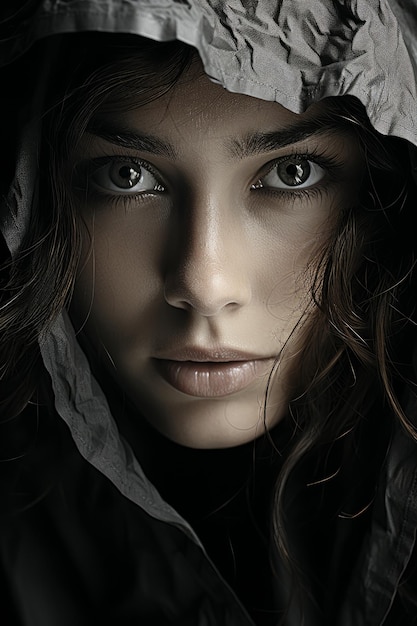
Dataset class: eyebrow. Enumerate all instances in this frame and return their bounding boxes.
[228,116,341,159]
[85,114,343,160]
[85,121,177,159]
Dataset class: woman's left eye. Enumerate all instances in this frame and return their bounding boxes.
[90,158,165,194]
[252,156,326,191]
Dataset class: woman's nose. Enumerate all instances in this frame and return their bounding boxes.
[164,196,252,316]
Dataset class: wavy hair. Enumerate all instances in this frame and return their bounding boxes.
[1,32,417,620]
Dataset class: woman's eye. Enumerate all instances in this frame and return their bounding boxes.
[252,157,326,191]
[91,159,165,194]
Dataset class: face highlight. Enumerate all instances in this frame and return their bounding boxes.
[69,62,363,449]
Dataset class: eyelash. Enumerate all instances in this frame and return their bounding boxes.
[75,156,166,205]
[252,149,343,201]
[75,148,343,208]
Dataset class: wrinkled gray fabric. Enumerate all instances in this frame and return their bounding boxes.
[1,2,417,624]
[2,124,38,257]
[1,0,417,144]
[338,417,417,624]
[39,310,201,545]
[1,0,417,549]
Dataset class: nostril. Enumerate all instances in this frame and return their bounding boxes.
[164,264,251,316]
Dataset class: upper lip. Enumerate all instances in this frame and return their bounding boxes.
[153,346,274,363]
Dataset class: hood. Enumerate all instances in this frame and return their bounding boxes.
[1,0,417,548]
[1,0,417,144]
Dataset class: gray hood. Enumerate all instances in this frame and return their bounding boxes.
[1,4,417,624]
[2,0,417,144]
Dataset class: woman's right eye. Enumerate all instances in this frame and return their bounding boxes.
[90,158,165,194]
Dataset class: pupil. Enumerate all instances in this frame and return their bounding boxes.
[286,163,304,184]
[279,159,310,186]
[286,164,299,177]
[116,164,141,188]
[119,166,133,180]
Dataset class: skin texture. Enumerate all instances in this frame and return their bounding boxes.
[69,62,363,449]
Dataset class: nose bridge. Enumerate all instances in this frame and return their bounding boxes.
[187,189,225,270]
[164,184,251,315]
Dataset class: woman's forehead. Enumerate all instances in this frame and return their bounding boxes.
[91,67,342,145]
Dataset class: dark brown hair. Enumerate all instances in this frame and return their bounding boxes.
[1,31,417,619]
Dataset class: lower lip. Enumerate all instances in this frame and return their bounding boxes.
[154,359,274,398]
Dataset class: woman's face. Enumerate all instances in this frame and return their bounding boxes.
[70,60,362,448]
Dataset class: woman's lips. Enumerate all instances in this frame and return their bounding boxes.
[154,358,274,397]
